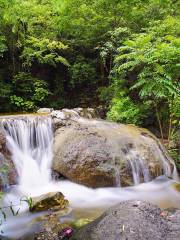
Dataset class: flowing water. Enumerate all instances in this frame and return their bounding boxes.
[0,116,180,239]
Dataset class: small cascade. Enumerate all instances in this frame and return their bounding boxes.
[76,118,178,185]
[126,149,151,185]
[1,115,178,189]
[2,116,53,191]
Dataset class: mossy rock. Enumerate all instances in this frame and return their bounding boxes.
[172,182,180,192]
[30,192,69,212]
[72,218,92,229]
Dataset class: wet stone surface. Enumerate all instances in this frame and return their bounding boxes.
[73,200,180,240]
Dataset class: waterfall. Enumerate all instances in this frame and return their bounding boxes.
[1,115,178,191]
[0,115,180,239]
[126,150,151,185]
[2,116,53,192]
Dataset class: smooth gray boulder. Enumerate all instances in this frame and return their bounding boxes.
[73,200,170,240]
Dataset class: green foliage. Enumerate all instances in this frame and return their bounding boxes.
[21,37,69,68]
[100,27,130,64]
[107,90,142,124]
[115,17,180,102]
[0,164,33,225]
[0,76,12,112]
[0,36,7,56]
[0,0,69,112]
[10,72,50,111]
[169,102,180,168]
[108,16,180,138]
[171,98,180,120]
[98,86,115,106]
[0,0,179,164]
[168,145,180,172]
[20,196,33,210]
[0,196,34,227]
[70,57,96,88]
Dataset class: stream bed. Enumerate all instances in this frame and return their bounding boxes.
[0,114,179,239]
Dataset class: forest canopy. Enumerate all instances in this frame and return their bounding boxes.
[0,0,179,140]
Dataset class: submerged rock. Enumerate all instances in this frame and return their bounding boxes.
[33,201,180,240]
[53,118,176,187]
[34,230,59,240]
[172,182,180,192]
[73,200,170,240]
[30,192,69,212]
[34,227,73,240]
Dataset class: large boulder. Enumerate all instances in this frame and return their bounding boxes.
[30,192,69,212]
[167,209,180,240]
[53,118,176,187]
[73,201,171,240]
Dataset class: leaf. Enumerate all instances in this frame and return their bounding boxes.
[20,196,33,210]
[0,209,6,221]
[9,205,15,216]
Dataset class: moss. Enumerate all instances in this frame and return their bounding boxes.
[172,183,180,192]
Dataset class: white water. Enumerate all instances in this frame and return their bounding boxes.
[0,116,180,239]
[76,117,178,185]
[2,117,53,192]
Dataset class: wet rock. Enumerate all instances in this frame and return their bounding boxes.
[58,227,73,239]
[32,208,71,240]
[0,128,17,189]
[37,108,54,114]
[72,218,92,229]
[51,108,102,131]
[34,227,73,240]
[34,230,59,240]
[167,209,180,240]
[53,119,175,187]
[73,200,170,240]
[51,108,100,121]
[51,110,70,120]
[33,202,180,240]
[73,108,97,119]
[53,124,116,187]
[51,170,67,181]
[30,192,69,212]
[172,182,180,192]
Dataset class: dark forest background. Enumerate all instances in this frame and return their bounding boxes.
[0,1,179,163]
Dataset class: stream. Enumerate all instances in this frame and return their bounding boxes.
[0,115,180,239]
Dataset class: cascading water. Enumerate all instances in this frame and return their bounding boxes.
[126,149,151,185]
[0,115,180,239]
[76,117,178,186]
[2,117,53,192]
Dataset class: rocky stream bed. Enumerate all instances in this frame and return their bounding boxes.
[0,108,179,240]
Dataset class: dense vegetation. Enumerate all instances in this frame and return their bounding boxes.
[0,0,179,158]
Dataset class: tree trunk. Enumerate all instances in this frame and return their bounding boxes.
[168,100,174,147]
[155,103,164,143]
[168,113,173,147]
[100,58,105,86]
